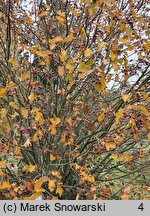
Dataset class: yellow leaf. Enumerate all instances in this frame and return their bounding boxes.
[140,151,144,158]
[119,22,125,31]
[21,107,29,119]
[52,171,62,179]
[84,48,92,58]
[33,110,44,125]
[77,61,91,73]
[0,170,5,177]
[139,92,150,103]
[98,113,105,122]
[0,108,8,119]
[103,141,116,151]
[110,51,117,62]
[50,153,56,161]
[80,27,86,38]
[56,184,63,197]
[9,102,19,110]
[122,94,131,102]
[0,88,7,97]
[34,176,48,192]
[52,196,58,200]
[138,105,149,115]
[28,165,37,173]
[38,61,46,66]
[28,92,35,102]
[98,42,107,51]
[38,11,49,17]
[8,58,18,68]
[110,154,118,160]
[56,15,66,25]
[51,127,57,135]
[24,192,42,200]
[48,179,56,192]
[63,34,74,43]
[33,130,43,142]
[86,175,95,183]
[0,181,11,190]
[59,49,67,62]
[118,38,129,45]
[70,8,78,16]
[20,72,30,81]
[0,161,6,168]
[65,118,72,125]
[11,111,19,119]
[66,62,74,73]
[25,17,34,25]
[67,80,75,90]
[115,108,123,124]
[50,117,61,126]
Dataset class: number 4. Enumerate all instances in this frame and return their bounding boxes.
[138,203,144,211]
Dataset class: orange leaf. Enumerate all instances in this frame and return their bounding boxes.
[0,88,7,97]
[48,179,56,192]
[115,108,123,124]
[103,141,116,151]
[34,176,48,192]
[50,153,56,161]
[0,161,6,168]
[0,181,11,190]
[24,192,42,200]
[56,184,63,197]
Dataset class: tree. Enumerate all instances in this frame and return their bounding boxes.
[0,0,149,200]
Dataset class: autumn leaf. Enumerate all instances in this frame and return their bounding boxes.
[122,94,131,102]
[49,117,61,135]
[34,176,48,192]
[24,192,42,200]
[58,66,65,76]
[9,102,19,110]
[48,179,56,192]
[56,14,66,25]
[28,92,35,102]
[110,51,117,62]
[0,161,6,168]
[50,153,56,161]
[33,130,43,142]
[63,34,74,43]
[21,107,29,119]
[97,113,105,122]
[23,138,31,147]
[28,165,37,173]
[0,88,7,97]
[52,171,62,179]
[103,141,117,151]
[38,11,49,17]
[80,27,86,38]
[120,193,131,200]
[110,154,118,160]
[77,61,91,73]
[0,181,11,190]
[59,49,67,62]
[115,108,123,124]
[56,184,63,197]
[84,48,92,58]
[20,72,30,81]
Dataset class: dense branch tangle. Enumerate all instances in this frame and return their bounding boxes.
[0,0,149,200]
